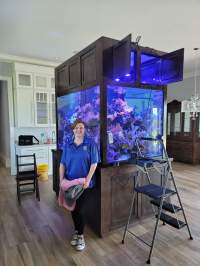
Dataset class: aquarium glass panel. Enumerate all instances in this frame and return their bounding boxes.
[107,86,164,163]
[114,50,136,83]
[141,50,183,85]
[141,53,161,84]
[57,85,100,150]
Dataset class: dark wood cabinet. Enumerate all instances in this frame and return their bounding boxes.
[68,58,81,89]
[167,100,200,164]
[55,65,68,96]
[81,48,97,85]
[52,156,162,237]
[52,149,62,196]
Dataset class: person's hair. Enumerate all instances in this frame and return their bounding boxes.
[71,119,86,130]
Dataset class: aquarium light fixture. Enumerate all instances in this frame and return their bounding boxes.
[181,48,200,119]
[115,78,120,82]
[125,73,131,77]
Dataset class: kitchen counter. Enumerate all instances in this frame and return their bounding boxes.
[15,143,57,175]
[15,143,57,148]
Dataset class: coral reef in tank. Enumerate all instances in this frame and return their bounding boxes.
[57,86,100,150]
[107,85,164,163]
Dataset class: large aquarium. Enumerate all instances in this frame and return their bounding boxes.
[57,84,164,164]
[107,86,164,163]
[57,85,100,150]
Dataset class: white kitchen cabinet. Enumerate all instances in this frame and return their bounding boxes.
[16,72,33,88]
[34,91,56,127]
[34,91,49,126]
[15,144,55,175]
[34,74,55,90]
[49,92,56,126]
[15,88,35,127]
[50,77,55,89]
[13,63,56,128]
[34,74,48,89]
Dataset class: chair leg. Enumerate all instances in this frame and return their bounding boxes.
[36,178,40,201]
[16,180,21,205]
[33,179,36,192]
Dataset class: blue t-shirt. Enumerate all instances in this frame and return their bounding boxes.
[60,136,100,188]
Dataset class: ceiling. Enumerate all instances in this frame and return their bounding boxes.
[0,0,200,74]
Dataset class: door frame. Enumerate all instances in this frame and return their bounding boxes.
[0,75,15,175]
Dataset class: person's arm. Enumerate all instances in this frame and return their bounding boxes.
[59,163,65,184]
[83,163,97,189]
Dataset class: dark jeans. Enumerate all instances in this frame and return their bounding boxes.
[71,188,91,235]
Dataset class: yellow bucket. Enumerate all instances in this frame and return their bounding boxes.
[37,163,48,181]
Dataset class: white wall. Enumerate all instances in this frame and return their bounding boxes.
[0,81,11,167]
[167,75,200,103]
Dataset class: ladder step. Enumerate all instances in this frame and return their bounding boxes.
[136,159,154,168]
[150,199,182,213]
[156,213,186,229]
[135,184,176,199]
[20,188,35,193]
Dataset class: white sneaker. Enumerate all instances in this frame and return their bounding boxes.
[70,231,78,246]
[76,235,85,251]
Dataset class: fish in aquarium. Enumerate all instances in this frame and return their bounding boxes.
[57,85,100,150]
[107,85,164,163]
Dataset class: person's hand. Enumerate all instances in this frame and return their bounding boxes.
[83,179,90,189]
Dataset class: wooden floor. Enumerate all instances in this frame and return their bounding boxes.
[0,162,200,266]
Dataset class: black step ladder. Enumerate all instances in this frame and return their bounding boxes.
[122,136,193,264]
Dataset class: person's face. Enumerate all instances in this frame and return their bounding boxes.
[73,123,85,138]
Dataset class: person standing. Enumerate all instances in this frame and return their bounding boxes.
[59,119,99,251]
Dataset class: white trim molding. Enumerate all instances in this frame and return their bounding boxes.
[0,53,61,68]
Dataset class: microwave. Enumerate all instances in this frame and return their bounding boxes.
[18,135,39,146]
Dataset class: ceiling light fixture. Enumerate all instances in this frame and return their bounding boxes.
[181,48,200,120]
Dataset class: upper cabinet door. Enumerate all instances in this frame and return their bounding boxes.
[68,58,81,89]
[34,91,49,126]
[56,65,68,95]
[15,88,35,127]
[16,72,33,88]
[50,77,55,89]
[35,74,48,89]
[81,48,97,85]
[141,48,184,85]
[160,48,184,84]
[113,34,131,79]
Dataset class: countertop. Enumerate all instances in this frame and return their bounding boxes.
[15,143,57,148]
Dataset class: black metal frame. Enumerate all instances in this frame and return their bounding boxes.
[122,137,193,264]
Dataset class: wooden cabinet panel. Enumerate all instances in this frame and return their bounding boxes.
[81,48,97,85]
[167,100,200,164]
[111,174,135,227]
[56,65,68,95]
[68,58,80,89]
[167,140,193,163]
[52,150,62,196]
